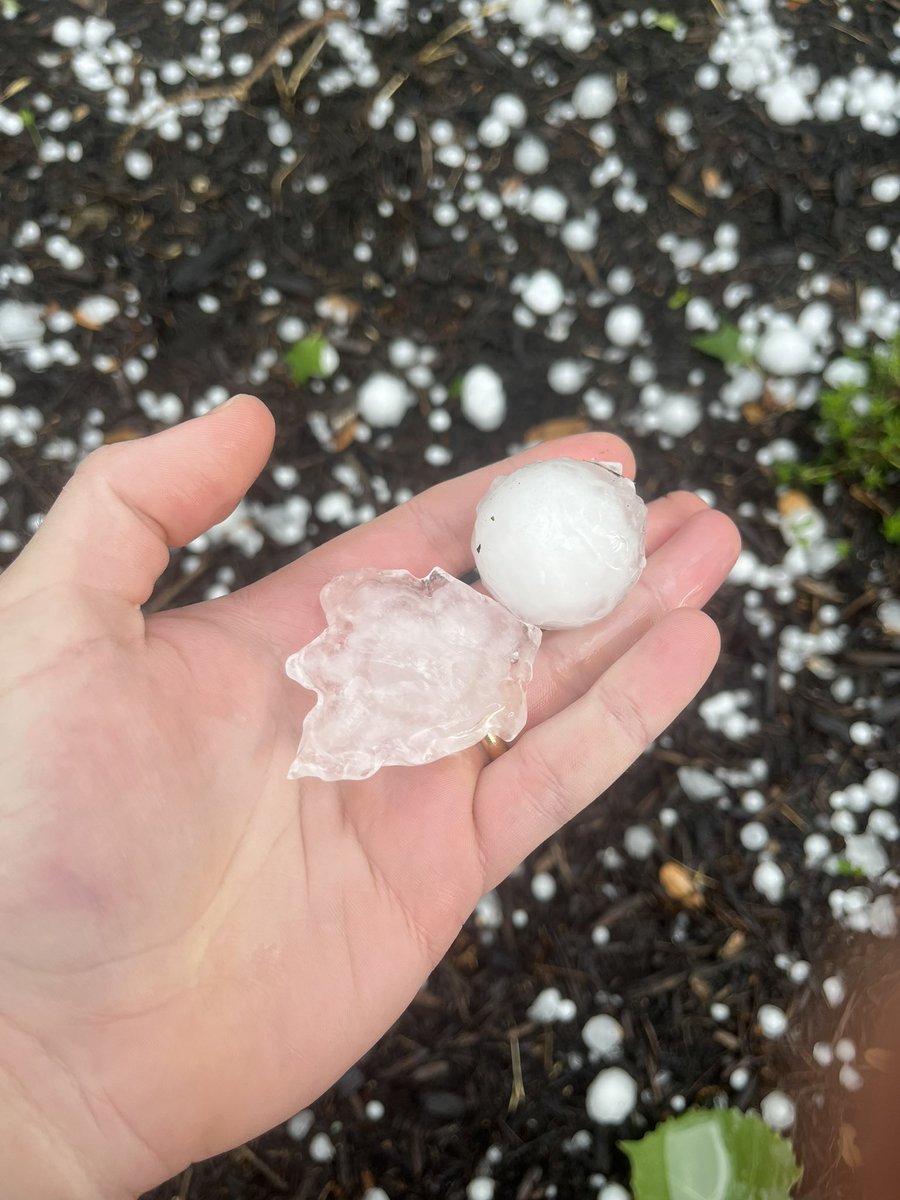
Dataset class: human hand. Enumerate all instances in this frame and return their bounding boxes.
[0,396,739,1198]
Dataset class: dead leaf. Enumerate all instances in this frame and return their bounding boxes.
[659,861,704,909]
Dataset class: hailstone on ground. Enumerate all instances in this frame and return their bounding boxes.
[472,458,647,629]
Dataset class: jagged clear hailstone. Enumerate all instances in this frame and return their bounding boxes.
[472,459,646,630]
[286,568,541,781]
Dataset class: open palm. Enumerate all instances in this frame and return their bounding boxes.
[0,396,739,1199]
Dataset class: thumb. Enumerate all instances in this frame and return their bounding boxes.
[1,394,275,608]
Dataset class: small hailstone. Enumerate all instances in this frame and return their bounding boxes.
[710,1002,730,1023]
[467,1179,495,1200]
[513,136,549,174]
[840,1065,863,1091]
[849,721,876,747]
[729,1067,750,1090]
[804,833,831,866]
[286,1109,314,1140]
[823,976,846,1008]
[492,93,527,128]
[844,833,888,879]
[529,187,568,224]
[586,1068,638,1125]
[366,1099,385,1120]
[872,174,900,204]
[758,1004,788,1039]
[75,295,120,327]
[363,1191,390,1200]
[582,1014,624,1062]
[460,365,506,431]
[867,768,899,807]
[761,1091,795,1132]
[531,871,557,901]
[522,270,565,315]
[598,1186,629,1200]
[309,1132,335,1162]
[527,987,577,1023]
[547,359,588,395]
[592,924,610,945]
[740,822,768,852]
[756,327,813,376]
[812,1042,833,1067]
[605,305,644,348]
[835,1038,855,1064]
[623,825,655,860]
[572,74,617,119]
[472,459,646,630]
[753,860,785,903]
[124,149,153,180]
[357,372,413,428]
[677,767,725,802]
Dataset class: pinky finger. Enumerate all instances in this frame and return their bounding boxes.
[473,608,721,888]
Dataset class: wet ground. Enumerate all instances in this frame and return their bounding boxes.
[1,1,898,1197]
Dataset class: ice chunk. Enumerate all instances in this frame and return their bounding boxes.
[473,459,646,630]
[286,568,541,781]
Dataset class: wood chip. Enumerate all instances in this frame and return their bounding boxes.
[659,861,705,909]
[524,417,590,444]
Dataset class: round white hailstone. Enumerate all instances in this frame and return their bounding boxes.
[804,833,831,866]
[761,1091,795,1132]
[655,394,701,437]
[460,365,506,431]
[467,1179,495,1200]
[478,115,510,148]
[812,1042,833,1067]
[758,1004,789,1039]
[592,924,610,945]
[753,860,785,903]
[527,987,577,1023]
[740,822,768,852]
[522,270,564,315]
[872,174,900,204]
[849,721,876,746]
[366,1099,385,1120]
[529,186,568,224]
[764,78,811,126]
[711,1002,730,1023]
[268,119,292,147]
[835,1038,855,1064]
[586,1068,638,1125]
[124,149,153,180]
[598,1186,629,1200]
[823,976,846,1008]
[572,74,617,120]
[75,295,120,327]
[473,459,646,630]
[867,768,899,807]
[547,359,587,395]
[492,93,527,128]
[309,1132,335,1162]
[561,218,598,252]
[363,1191,390,1200]
[513,135,549,175]
[582,1014,624,1061]
[53,16,83,46]
[623,825,655,860]
[730,1067,750,1090]
[604,304,644,348]
[357,372,413,428]
[531,871,557,901]
[755,327,813,376]
[286,1109,314,1140]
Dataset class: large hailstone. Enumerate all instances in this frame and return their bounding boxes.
[286,568,541,781]
[472,459,646,629]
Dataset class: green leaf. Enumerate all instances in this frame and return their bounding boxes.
[284,335,338,385]
[835,858,865,879]
[691,323,751,367]
[654,12,682,32]
[883,510,900,545]
[621,1108,802,1200]
[668,287,691,311]
[17,106,34,128]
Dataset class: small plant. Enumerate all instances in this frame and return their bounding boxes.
[284,334,339,385]
[621,1107,802,1200]
[691,321,754,367]
[776,336,900,544]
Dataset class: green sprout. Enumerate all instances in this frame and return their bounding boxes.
[691,322,754,368]
[284,335,339,385]
[622,1107,802,1200]
[775,335,900,544]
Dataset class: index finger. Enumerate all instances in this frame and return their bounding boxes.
[236,432,635,649]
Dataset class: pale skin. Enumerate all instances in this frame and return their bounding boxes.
[0,396,740,1198]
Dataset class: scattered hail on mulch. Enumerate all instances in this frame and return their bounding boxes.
[0,1,898,1197]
